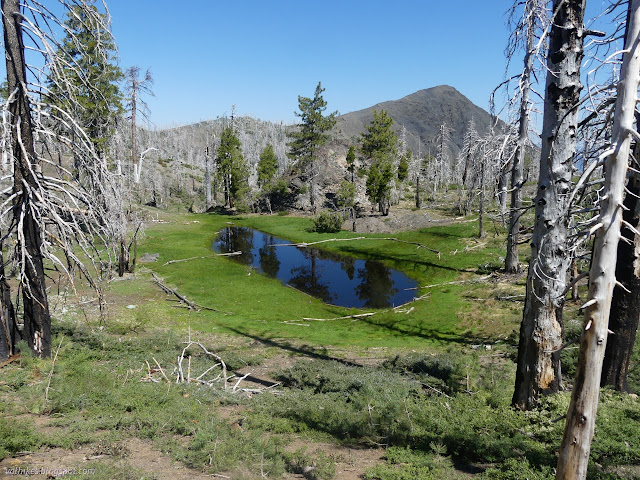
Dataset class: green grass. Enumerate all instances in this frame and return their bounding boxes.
[135,212,510,350]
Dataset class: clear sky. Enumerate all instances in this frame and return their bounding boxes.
[106,1,516,128]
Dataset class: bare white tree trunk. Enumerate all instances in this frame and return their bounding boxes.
[506,4,536,273]
[557,2,640,477]
[513,0,586,410]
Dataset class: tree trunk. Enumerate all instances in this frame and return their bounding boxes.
[0,246,17,361]
[131,87,137,179]
[224,173,230,208]
[478,156,485,238]
[570,256,581,302]
[557,2,640,477]
[416,175,421,209]
[513,0,586,410]
[506,10,535,273]
[497,160,510,223]
[600,175,640,392]
[3,0,52,357]
[205,148,212,210]
[118,237,129,277]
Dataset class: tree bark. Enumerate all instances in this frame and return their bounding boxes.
[205,147,212,210]
[557,2,640,477]
[513,0,586,410]
[3,0,52,357]
[0,246,17,361]
[506,8,535,273]
[478,155,485,238]
[600,175,640,392]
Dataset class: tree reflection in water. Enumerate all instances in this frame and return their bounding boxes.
[212,226,417,308]
[356,260,397,308]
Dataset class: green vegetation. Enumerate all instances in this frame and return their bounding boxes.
[1,211,638,479]
[135,212,507,349]
[311,210,344,233]
[361,110,398,216]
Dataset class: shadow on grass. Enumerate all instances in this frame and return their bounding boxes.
[356,314,499,347]
[225,327,362,367]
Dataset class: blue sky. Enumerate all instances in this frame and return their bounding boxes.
[106,1,515,128]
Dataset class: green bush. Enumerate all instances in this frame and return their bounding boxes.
[311,211,343,233]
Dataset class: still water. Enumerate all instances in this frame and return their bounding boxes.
[212,226,418,308]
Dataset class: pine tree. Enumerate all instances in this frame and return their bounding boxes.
[217,126,248,208]
[346,145,356,183]
[361,110,398,216]
[258,144,279,213]
[287,82,337,211]
[46,0,123,157]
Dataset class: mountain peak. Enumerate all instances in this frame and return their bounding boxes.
[334,85,495,154]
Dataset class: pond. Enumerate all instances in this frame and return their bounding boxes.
[212,226,419,308]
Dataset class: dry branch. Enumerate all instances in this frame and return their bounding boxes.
[151,273,223,312]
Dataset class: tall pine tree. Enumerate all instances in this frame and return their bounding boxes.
[46,0,123,157]
[361,110,398,216]
[287,82,337,212]
[216,125,248,209]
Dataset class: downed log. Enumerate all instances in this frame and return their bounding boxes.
[151,273,224,312]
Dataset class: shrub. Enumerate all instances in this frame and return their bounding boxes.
[312,211,343,233]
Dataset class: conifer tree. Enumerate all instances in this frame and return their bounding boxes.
[46,0,123,157]
[217,125,248,208]
[361,110,398,216]
[258,144,279,213]
[287,82,337,211]
[346,145,356,183]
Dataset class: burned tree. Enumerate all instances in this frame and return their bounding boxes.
[513,0,587,410]
[557,1,640,476]
[1,0,119,358]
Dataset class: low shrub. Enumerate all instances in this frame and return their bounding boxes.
[311,211,343,233]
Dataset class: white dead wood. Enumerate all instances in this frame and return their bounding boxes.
[1,0,122,357]
[557,2,640,476]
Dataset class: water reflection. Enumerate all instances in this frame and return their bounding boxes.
[212,226,418,308]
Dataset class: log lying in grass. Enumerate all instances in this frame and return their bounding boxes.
[151,273,226,313]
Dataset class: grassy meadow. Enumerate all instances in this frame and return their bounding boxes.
[0,209,638,480]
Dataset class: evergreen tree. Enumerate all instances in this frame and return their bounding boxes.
[361,110,398,215]
[287,82,337,211]
[258,144,279,213]
[346,145,356,183]
[46,1,123,156]
[216,126,248,208]
[258,144,278,187]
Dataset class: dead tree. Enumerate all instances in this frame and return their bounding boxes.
[513,0,587,410]
[1,0,120,358]
[505,0,547,273]
[557,2,640,477]
[601,173,640,392]
[125,66,153,183]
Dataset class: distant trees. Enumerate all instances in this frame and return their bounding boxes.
[361,110,398,216]
[217,125,248,208]
[287,82,337,212]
